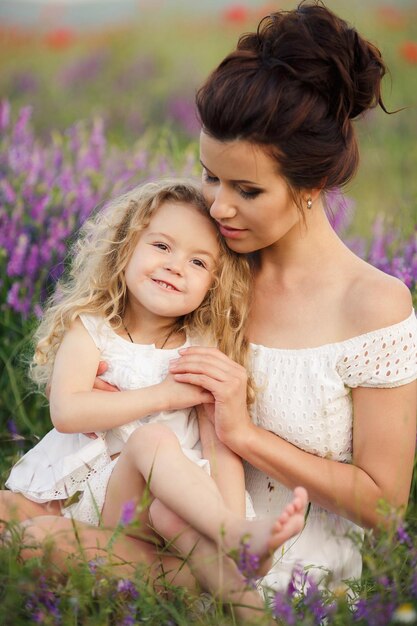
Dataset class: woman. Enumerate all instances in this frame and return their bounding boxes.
[156,0,417,590]
[3,0,416,605]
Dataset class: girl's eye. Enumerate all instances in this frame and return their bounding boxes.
[237,187,261,200]
[191,258,206,269]
[153,242,169,251]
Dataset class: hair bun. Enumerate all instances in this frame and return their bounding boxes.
[240,1,387,127]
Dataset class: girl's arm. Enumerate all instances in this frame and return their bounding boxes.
[170,348,416,530]
[50,318,213,434]
[197,406,246,516]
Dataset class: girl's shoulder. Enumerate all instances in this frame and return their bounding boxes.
[77,313,116,351]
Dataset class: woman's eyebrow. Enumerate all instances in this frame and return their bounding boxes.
[199,159,262,186]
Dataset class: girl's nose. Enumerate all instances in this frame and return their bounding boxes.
[209,187,237,221]
[164,257,184,275]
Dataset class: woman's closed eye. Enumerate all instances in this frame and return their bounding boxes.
[237,186,262,200]
[203,170,218,184]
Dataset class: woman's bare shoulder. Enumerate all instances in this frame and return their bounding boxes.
[343,259,413,336]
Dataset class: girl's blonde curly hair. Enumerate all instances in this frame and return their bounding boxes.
[32,178,255,402]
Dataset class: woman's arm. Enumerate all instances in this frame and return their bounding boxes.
[50,319,213,434]
[197,405,246,516]
[170,347,417,530]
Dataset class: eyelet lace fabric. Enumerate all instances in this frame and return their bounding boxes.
[247,310,417,592]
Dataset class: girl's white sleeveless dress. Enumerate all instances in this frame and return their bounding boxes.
[248,310,417,592]
[6,314,210,525]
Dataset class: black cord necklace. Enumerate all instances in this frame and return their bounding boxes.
[122,321,176,349]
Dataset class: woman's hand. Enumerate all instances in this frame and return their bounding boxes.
[169,347,252,445]
[159,373,214,411]
[93,361,119,392]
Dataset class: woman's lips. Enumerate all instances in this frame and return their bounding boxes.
[217,223,247,239]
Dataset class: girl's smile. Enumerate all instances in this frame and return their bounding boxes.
[151,278,181,292]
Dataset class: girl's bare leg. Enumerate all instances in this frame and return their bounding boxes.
[0,490,62,531]
[150,499,268,624]
[102,424,307,563]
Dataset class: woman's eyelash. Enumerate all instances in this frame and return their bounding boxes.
[203,172,218,183]
[204,170,261,199]
[238,188,261,199]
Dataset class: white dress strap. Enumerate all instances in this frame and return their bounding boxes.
[337,310,417,388]
[79,313,111,351]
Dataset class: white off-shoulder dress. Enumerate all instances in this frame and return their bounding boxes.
[246,310,417,592]
[6,314,209,525]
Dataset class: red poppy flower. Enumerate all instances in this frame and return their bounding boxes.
[223,4,249,24]
[399,41,417,64]
[377,6,405,30]
[44,28,75,51]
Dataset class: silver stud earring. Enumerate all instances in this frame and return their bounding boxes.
[306,197,313,210]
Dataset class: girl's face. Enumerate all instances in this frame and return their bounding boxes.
[124,201,220,322]
[200,131,302,254]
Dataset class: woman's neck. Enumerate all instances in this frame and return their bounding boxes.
[257,204,347,286]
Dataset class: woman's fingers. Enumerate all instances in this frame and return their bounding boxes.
[173,373,224,395]
[178,346,242,369]
[93,378,119,392]
[173,372,245,400]
[92,361,119,392]
[97,361,108,376]
[169,352,246,380]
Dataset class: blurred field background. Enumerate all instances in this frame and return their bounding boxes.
[0,2,417,623]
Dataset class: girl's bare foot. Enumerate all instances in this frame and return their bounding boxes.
[226,486,308,579]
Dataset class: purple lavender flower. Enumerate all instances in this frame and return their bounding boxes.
[354,594,396,626]
[236,538,260,588]
[7,233,29,277]
[0,99,10,131]
[25,576,62,624]
[272,591,297,625]
[167,97,200,136]
[326,188,355,234]
[302,576,328,623]
[58,51,108,90]
[116,579,139,599]
[120,499,136,526]
[12,105,32,142]
[6,419,24,446]
[10,71,39,95]
[397,523,413,548]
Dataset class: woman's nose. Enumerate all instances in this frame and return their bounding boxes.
[209,187,237,221]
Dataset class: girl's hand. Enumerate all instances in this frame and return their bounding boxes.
[169,347,252,444]
[160,373,214,411]
[93,361,120,392]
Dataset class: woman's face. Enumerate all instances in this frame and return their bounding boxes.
[200,131,302,254]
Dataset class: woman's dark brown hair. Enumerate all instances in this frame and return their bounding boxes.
[196,0,388,192]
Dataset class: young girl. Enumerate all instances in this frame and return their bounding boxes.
[4,178,307,570]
